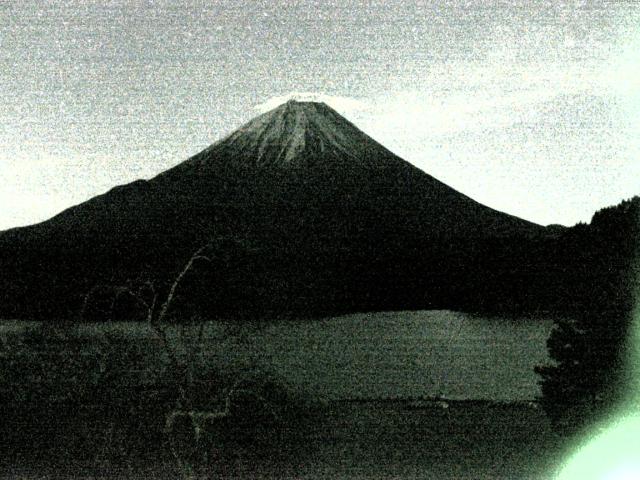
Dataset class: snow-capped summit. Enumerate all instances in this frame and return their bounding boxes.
[192,100,393,169]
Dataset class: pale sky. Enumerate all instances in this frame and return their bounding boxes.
[1,0,639,230]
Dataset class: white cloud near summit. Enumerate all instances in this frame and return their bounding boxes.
[255,93,369,114]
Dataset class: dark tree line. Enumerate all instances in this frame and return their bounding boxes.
[0,195,636,324]
[535,196,639,432]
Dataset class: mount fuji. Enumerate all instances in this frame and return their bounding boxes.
[0,100,549,320]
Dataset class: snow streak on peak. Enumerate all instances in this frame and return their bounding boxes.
[218,99,389,167]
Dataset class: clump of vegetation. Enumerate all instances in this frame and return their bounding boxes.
[535,197,639,434]
[0,320,315,477]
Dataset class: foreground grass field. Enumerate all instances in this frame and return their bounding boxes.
[273,399,566,480]
[0,313,564,478]
[1,399,568,479]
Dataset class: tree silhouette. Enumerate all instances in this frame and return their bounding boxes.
[535,197,639,432]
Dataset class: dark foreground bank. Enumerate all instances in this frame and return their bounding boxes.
[1,398,570,480]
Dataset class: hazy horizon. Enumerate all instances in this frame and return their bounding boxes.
[2,0,639,230]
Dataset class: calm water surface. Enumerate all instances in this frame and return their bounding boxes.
[257,310,555,401]
[0,310,555,401]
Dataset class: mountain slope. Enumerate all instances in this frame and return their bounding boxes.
[156,100,540,239]
[0,101,548,320]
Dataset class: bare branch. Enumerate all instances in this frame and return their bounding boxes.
[154,245,213,325]
[145,290,158,323]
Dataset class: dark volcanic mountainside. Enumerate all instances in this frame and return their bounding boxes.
[1,101,551,320]
[154,100,542,241]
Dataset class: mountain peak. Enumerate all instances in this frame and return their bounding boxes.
[267,98,338,122]
[196,100,390,169]
[283,98,326,106]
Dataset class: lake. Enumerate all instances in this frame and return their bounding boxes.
[255,310,555,401]
[0,310,555,402]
